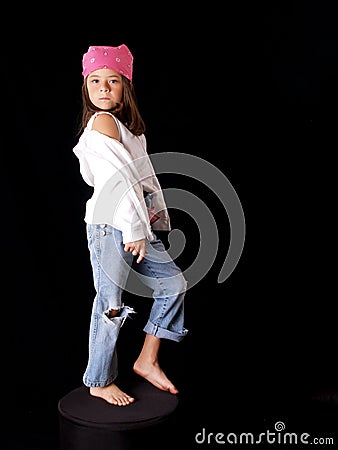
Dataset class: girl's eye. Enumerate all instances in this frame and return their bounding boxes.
[90,79,119,85]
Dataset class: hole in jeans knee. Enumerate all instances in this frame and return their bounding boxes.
[107,308,120,318]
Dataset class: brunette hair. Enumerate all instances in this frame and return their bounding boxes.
[78,76,146,136]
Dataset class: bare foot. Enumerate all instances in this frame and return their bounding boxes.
[90,383,135,406]
[133,360,179,394]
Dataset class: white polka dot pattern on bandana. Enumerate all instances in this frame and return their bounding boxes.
[82,44,133,81]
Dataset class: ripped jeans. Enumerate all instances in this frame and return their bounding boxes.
[83,224,188,388]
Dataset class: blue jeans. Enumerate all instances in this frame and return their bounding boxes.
[83,224,188,387]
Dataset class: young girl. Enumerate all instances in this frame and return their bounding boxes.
[73,44,188,406]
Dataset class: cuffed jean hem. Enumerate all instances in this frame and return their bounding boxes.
[143,320,188,342]
[83,375,117,388]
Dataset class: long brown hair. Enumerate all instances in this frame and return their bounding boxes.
[78,76,146,136]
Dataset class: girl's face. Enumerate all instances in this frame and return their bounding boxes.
[86,68,123,110]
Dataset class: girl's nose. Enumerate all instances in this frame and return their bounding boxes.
[100,84,109,91]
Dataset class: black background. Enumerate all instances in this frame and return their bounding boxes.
[9,1,338,448]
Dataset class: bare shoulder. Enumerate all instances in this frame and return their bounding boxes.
[92,113,120,141]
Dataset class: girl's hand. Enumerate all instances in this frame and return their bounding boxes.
[124,239,148,263]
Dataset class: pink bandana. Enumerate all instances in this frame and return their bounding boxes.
[82,44,133,81]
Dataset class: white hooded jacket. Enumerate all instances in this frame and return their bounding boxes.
[73,112,171,243]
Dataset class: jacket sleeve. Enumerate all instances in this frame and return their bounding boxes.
[136,135,171,231]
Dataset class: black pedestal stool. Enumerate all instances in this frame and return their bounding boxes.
[58,379,179,450]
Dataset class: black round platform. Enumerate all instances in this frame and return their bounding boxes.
[58,380,179,450]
